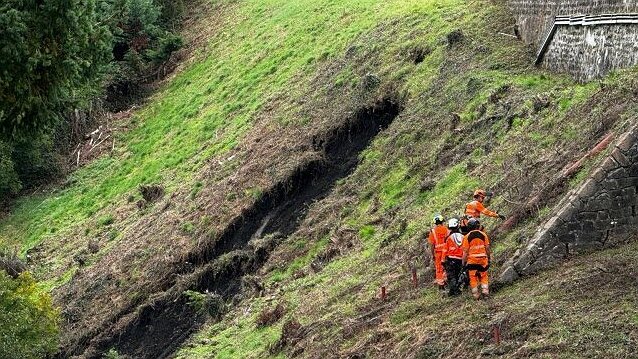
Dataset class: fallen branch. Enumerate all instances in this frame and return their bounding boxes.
[69,142,81,158]
[89,135,111,153]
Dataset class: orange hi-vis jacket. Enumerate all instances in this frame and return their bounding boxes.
[443,232,464,260]
[428,225,449,253]
[465,200,499,219]
[462,230,490,266]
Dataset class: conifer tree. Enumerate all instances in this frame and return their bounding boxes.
[0,0,112,136]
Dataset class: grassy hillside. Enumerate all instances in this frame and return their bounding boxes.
[1,0,637,357]
[177,241,638,358]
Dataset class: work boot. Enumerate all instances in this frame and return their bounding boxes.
[481,285,489,298]
[471,287,480,300]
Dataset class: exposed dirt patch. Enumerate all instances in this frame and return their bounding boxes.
[71,97,403,359]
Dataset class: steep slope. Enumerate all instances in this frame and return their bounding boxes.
[0,0,637,358]
[178,240,638,358]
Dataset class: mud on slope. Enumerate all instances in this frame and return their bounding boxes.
[64,97,402,358]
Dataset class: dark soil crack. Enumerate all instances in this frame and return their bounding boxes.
[80,97,403,359]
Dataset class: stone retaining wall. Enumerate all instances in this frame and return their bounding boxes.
[543,23,638,81]
[499,122,638,283]
[508,1,638,81]
[509,0,638,46]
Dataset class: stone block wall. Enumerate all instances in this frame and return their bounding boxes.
[499,123,638,283]
[544,23,638,82]
[509,0,638,46]
[508,1,638,81]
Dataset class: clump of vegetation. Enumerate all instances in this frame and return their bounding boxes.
[105,0,185,107]
[0,271,59,359]
[255,303,286,328]
[98,214,115,227]
[184,290,225,319]
[104,348,133,359]
[0,251,27,278]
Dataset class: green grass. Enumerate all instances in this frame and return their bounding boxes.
[175,297,283,359]
[169,0,638,355]
[2,0,637,357]
[0,0,473,261]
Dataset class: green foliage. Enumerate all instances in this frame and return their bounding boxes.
[107,0,184,96]
[359,225,376,241]
[0,272,59,359]
[175,298,282,359]
[0,0,113,135]
[104,348,122,359]
[0,140,20,195]
[156,0,185,26]
[148,33,184,64]
[98,214,115,227]
[0,0,184,201]
[11,132,63,188]
[184,290,225,318]
[180,221,195,234]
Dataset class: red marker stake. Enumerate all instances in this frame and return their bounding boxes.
[411,268,418,288]
[492,325,501,345]
[380,286,387,301]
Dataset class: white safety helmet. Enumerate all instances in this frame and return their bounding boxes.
[448,217,460,229]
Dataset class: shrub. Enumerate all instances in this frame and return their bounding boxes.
[10,132,63,190]
[0,140,20,195]
[0,272,59,359]
[184,290,225,319]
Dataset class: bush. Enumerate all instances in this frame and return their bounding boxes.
[0,272,59,359]
[147,33,184,64]
[156,0,185,27]
[0,140,20,195]
[105,0,183,106]
[0,132,64,201]
[11,133,63,190]
[184,290,225,319]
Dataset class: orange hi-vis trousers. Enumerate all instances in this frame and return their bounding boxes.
[434,251,446,285]
[467,257,489,297]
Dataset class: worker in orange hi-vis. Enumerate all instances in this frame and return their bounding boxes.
[461,218,491,300]
[465,189,505,220]
[428,214,449,292]
[441,217,464,297]
[461,189,505,234]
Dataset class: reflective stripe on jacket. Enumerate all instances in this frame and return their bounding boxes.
[464,200,498,218]
[444,232,464,259]
[428,225,449,252]
[462,230,490,264]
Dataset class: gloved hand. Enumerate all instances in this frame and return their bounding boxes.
[498,214,506,220]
